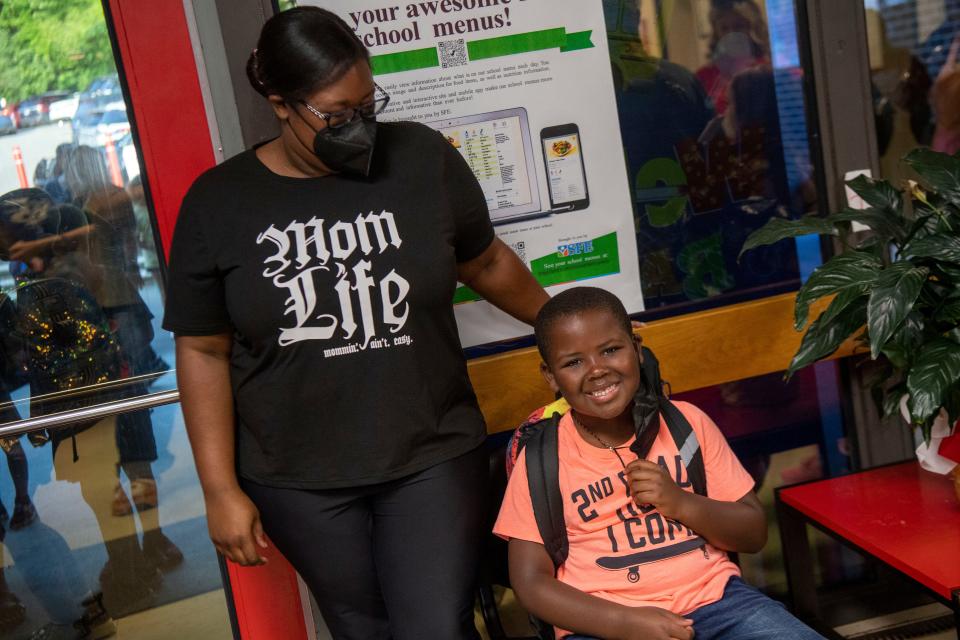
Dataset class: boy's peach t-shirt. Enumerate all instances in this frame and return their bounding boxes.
[494,401,755,632]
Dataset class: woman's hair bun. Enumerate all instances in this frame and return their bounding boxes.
[246,48,269,97]
[247,7,369,101]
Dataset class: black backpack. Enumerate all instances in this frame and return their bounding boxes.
[506,346,707,639]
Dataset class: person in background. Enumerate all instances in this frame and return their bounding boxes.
[0,188,153,631]
[62,149,181,577]
[125,176,161,282]
[932,37,960,155]
[164,7,548,639]
[0,292,28,635]
[695,0,770,116]
[42,143,77,205]
[0,292,34,532]
[866,9,934,182]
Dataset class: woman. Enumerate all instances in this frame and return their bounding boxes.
[695,0,770,116]
[162,7,547,639]
[932,37,960,155]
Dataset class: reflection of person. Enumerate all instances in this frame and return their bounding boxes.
[699,66,790,208]
[41,143,76,204]
[0,188,162,618]
[125,175,160,277]
[917,0,960,80]
[867,9,933,180]
[932,37,960,155]
[0,296,34,532]
[0,440,34,530]
[695,0,769,116]
[164,7,547,639]
[495,287,824,640]
[618,59,715,302]
[0,294,27,636]
[64,148,175,565]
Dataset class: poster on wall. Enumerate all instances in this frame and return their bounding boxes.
[303,0,643,347]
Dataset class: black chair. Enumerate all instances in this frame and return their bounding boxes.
[478,435,539,640]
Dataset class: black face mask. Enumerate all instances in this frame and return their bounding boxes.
[312,116,378,177]
[290,104,378,178]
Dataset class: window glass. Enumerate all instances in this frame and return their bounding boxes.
[610,0,820,317]
[0,2,231,637]
[607,0,856,603]
[0,25,172,425]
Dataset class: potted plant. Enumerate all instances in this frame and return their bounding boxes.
[740,148,960,492]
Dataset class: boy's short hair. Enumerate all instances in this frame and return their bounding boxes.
[534,287,633,361]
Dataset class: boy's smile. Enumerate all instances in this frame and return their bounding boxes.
[540,309,641,425]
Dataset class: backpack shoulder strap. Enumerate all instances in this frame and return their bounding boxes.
[523,412,568,570]
[659,400,707,497]
[507,398,570,477]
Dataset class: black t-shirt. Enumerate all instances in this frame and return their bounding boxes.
[163,121,494,489]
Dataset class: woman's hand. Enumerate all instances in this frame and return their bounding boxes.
[205,487,269,566]
[616,606,694,640]
[624,459,691,521]
[456,238,548,325]
[9,238,50,262]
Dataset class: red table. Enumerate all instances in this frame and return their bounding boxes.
[776,461,960,637]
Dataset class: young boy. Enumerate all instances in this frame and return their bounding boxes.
[494,287,824,640]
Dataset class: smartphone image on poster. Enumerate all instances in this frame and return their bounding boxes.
[541,123,589,211]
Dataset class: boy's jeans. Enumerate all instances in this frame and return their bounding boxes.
[564,576,825,640]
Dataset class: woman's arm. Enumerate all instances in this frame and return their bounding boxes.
[509,539,694,640]
[9,225,93,261]
[625,460,767,553]
[176,333,268,566]
[456,238,548,325]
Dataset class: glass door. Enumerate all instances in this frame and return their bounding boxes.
[0,2,234,638]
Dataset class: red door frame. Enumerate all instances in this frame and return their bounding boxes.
[102,2,310,638]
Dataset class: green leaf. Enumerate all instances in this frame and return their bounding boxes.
[938,263,960,282]
[903,235,960,265]
[855,234,882,252]
[740,216,836,259]
[882,345,909,369]
[882,383,907,418]
[866,263,929,359]
[880,311,924,369]
[819,285,873,330]
[794,253,880,329]
[830,208,906,244]
[788,298,867,376]
[904,148,960,207]
[845,174,902,214]
[906,338,960,423]
[938,298,960,324]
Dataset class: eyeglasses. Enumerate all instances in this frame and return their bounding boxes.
[301,83,391,130]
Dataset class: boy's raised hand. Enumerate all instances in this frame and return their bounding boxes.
[624,459,691,521]
[617,606,694,640]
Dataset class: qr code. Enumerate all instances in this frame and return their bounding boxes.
[510,241,527,263]
[438,39,468,68]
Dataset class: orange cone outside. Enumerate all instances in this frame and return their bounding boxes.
[13,146,28,188]
[104,134,124,187]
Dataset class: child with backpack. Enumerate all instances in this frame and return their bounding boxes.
[494,286,824,640]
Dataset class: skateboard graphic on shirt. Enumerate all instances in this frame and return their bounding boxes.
[595,536,709,583]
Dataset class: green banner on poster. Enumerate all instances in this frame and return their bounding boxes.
[371,27,593,75]
[531,232,621,287]
[371,47,440,74]
[453,232,620,304]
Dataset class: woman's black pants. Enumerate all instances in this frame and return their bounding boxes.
[242,444,487,640]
